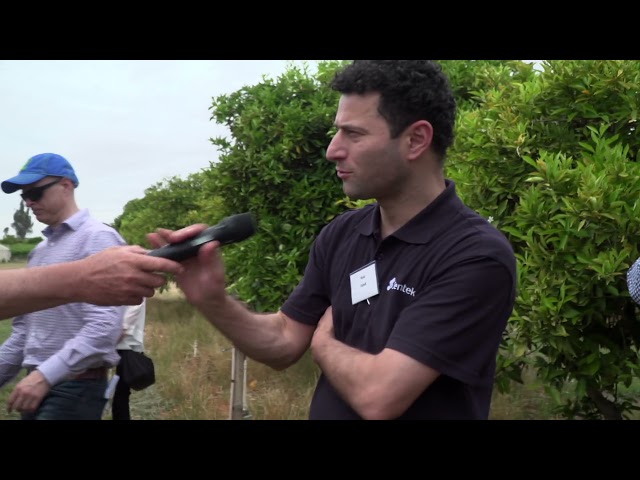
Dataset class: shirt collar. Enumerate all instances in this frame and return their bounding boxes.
[43,208,90,237]
[354,179,463,245]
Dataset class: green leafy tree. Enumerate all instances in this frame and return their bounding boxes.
[207,60,349,311]
[114,172,223,247]
[446,60,640,419]
[117,60,640,419]
[11,200,33,240]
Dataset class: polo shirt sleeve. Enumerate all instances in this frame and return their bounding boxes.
[281,231,332,327]
[386,257,514,387]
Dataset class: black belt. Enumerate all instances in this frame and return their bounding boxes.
[26,366,109,381]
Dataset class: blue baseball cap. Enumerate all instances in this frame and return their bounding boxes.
[1,153,79,194]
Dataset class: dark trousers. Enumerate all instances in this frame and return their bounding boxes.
[21,379,108,420]
[112,350,131,420]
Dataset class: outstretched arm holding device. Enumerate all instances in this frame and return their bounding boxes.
[1,246,183,320]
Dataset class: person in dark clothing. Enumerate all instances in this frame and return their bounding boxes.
[112,300,147,420]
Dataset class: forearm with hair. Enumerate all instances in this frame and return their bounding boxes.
[196,295,308,370]
[0,263,79,320]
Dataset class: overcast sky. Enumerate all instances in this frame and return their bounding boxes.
[0,60,317,239]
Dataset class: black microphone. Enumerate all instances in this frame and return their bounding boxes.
[147,212,257,262]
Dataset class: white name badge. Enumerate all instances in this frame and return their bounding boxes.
[350,261,379,305]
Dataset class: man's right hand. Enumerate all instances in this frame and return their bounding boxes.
[75,245,184,306]
[147,225,228,308]
[7,370,51,414]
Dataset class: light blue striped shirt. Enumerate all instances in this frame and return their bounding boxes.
[628,257,640,305]
[0,209,126,387]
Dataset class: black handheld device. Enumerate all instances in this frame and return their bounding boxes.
[146,212,257,262]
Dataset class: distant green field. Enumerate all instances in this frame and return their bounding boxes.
[1,260,26,339]
[0,298,21,420]
[0,322,11,342]
[0,260,27,270]
[0,259,23,348]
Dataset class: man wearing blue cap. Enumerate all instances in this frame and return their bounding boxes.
[0,153,127,420]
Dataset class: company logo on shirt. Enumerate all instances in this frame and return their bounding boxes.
[386,277,416,297]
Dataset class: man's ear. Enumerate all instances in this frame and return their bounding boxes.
[406,120,433,160]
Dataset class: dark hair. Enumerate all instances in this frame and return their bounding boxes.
[330,60,456,159]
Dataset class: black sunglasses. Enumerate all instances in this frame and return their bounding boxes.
[21,177,63,202]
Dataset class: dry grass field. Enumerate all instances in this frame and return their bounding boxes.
[0,261,565,420]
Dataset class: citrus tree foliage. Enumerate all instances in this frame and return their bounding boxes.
[446,60,640,419]
[114,172,223,247]
[116,60,640,419]
[205,61,349,311]
[441,60,537,111]
[12,200,33,240]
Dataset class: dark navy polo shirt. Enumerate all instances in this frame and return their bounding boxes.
[280,180,516,419]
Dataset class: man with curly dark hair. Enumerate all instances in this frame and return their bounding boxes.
[150,60,517,419]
